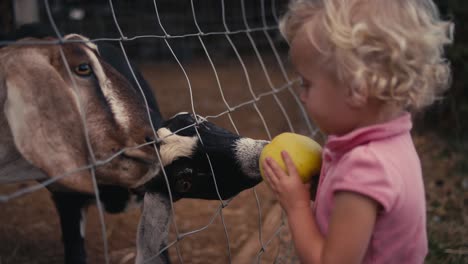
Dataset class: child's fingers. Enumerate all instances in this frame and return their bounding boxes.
[266,157,288,178]
[263,159,277,182]
[263,161,279,191]
[262,168,273,186]
[281,151,299,176]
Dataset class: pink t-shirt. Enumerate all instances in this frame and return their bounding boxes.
[313,113,427,263]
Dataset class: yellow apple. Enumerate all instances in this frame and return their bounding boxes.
[259,132,322,183]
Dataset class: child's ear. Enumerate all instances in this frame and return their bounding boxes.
[346,87,368,108]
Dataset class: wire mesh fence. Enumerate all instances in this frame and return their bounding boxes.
[0,0,319,263]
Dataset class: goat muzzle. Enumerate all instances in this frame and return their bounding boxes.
[123,148,158,164]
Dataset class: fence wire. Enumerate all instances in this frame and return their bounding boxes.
[0,0,319,263]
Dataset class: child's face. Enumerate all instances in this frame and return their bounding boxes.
[290,29,358,136]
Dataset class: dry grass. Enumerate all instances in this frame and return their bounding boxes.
[415,134,468,263]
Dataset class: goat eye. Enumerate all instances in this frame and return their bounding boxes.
[74,63,92,76]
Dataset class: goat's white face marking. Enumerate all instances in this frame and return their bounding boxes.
[169,112,189,119]
[156,128,198,166]
[170,112,207,123]
[64,34,99,53]
[234,138,269,179]
[82,48,131,130]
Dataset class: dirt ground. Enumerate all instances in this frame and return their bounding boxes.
[1,56,467,264]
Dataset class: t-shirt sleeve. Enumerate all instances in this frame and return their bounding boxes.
[330,147,399,213]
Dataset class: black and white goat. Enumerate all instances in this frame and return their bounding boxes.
[0,29,267,264]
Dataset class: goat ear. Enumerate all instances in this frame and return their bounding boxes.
[136,192,171,264]
[2,50,95,193]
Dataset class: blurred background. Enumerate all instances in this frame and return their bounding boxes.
[0,0,288,60]
[0,0,466,263]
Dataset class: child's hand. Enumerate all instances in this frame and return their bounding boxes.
[263,151,311,215]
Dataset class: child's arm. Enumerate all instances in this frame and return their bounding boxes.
[263,151,378,264]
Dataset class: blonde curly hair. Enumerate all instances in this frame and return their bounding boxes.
[280,0,453,111]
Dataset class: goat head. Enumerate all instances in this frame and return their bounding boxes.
[145,112,268,200]
[0,35,160,193]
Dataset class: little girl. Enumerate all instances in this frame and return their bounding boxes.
[262,0,453,263]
